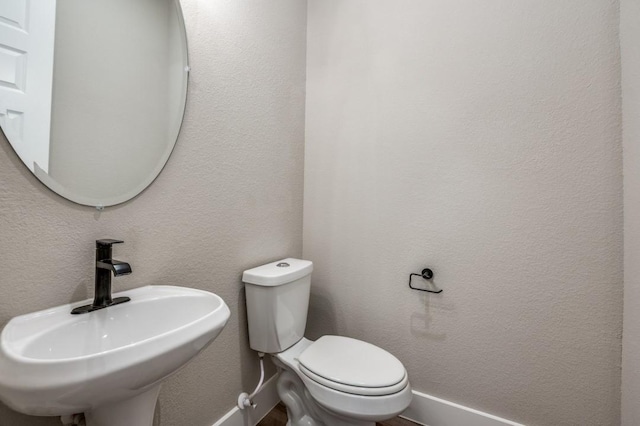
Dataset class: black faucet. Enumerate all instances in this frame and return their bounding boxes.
[71,239,132,315]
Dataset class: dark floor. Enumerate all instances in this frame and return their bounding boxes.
[257,402,419,426]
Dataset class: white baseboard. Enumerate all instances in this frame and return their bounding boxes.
[212,379,524,426]
[212,374,280,426]
[401,390,524,426]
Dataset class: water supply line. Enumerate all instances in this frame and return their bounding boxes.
[237,352,265,410]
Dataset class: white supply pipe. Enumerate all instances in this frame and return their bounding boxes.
[237,352,266,410]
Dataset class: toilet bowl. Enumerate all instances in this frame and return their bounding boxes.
[242,259,412,425]
[274,337,413,425]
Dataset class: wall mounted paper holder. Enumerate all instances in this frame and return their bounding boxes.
[408,268,443,294]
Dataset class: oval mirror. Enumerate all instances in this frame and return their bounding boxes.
[0,0,188,207]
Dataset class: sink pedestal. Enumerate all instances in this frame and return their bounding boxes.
[85,385,161,426]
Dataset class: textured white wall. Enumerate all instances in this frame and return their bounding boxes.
[303,1,623,425]
[621,0,640,424]
[0,0,306,425]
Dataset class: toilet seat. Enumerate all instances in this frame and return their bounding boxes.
[298,336,408,396]
[299,364,409,396]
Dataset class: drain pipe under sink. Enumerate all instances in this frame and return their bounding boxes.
[60,413,86,426]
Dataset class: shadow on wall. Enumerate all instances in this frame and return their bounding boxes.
[410,292,449,341]
[236,286,279,426]
[0,403,55,426]
[306,290,339,340]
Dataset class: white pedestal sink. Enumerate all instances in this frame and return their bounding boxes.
[0,285,230,426]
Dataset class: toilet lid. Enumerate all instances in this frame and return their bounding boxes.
[298,336,406,391]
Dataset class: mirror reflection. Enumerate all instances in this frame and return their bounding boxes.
[0,0,188,207]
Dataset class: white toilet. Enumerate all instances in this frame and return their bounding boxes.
[242,258,413,426]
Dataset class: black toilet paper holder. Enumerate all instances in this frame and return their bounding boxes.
[408,268,443,294]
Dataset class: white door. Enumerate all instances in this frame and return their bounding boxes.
[0,0,56,173]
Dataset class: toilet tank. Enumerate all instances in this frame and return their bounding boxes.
[242,258,313,353]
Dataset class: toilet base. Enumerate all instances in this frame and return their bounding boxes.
[275,368,375,426]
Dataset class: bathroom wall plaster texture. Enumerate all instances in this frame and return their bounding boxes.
[303,1,623,426]
[621,0,640,424]
[0,1,306,425]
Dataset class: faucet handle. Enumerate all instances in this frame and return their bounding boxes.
[96,239,124,247]
[96,239,124,260]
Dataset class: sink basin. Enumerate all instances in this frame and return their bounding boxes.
[0,285,230,425]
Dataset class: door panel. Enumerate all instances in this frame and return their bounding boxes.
[0,0,55,173]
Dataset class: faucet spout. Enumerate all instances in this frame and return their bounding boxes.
[97,259,132,276]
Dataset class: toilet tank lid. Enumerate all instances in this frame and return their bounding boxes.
[242,258,313,286]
